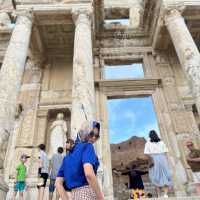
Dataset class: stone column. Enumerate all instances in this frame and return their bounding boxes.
[71,9,95,139]
[0,11,33,171]
[129,0,143,29]
[165,9,200,114]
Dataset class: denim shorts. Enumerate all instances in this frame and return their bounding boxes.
[14,181,25,192]
[49,179,56,192]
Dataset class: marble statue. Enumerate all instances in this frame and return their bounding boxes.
[49,113,67,156]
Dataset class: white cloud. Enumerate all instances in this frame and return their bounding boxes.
[137,122,160,139]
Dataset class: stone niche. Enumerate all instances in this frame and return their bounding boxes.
[46,108,71,156]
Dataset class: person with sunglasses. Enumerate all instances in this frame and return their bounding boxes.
[55,121,104,200]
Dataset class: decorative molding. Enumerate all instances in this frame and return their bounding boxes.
[71,8,92,26]
[96,78,161,97]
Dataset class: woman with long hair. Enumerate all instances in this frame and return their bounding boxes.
[144,130,172,198]
[55,121,104,200]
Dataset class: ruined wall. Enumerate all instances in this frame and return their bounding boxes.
[4,55,73,180]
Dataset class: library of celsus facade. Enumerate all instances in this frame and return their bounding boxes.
[1,0,200,199]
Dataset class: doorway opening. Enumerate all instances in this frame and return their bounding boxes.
[107,96,159,199]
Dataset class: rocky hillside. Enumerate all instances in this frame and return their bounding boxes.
[111,136,148,171]
[110,136,151,200]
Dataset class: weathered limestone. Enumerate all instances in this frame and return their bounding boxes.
[0,176,8,200]
[71,9,96,139]
[129,0,143,28]
[1,1,200,199]
[0,12,11,28]
[165,9,200,115]
[0,11,32,171]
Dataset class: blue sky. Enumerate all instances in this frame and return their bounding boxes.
[104,63,144,79]
[107,97,160,144]
[105,64,160,144]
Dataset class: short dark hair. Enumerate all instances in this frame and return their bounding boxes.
[38,144,46,151]
[57,147,64,154]
[149,130,160,143]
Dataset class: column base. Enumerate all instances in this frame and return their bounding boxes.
[0,175,8,200]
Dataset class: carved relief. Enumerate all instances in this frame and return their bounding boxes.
[41,58,73,104]
[0,12,11,28]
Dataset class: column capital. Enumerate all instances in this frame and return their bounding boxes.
[71,9,92,27]
[15,9,34,22]
[164,7,185,26]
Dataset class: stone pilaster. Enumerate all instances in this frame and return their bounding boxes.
[165,9,200,115]
[129,0,143,29]
[71,9,95,139]
[0,11,33,171]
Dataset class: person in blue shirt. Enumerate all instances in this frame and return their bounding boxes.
[55,121,104,200]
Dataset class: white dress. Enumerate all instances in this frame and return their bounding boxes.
[144,141,172,187]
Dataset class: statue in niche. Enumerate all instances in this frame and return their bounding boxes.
[49,113,67,156]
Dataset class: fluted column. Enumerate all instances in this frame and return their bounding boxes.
[71,9,95,139]
[0,11,33,170]
[165,9,200,114]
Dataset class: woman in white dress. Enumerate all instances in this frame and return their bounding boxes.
[144,130,172,198]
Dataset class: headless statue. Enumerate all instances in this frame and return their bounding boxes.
[49,113,67,156]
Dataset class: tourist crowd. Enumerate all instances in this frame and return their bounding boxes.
[12,122,200,200]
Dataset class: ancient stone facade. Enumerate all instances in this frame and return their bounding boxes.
[0,0,200,199]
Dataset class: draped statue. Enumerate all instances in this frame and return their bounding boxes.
[49,113,67,156]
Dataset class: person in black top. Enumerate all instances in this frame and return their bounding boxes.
[121,165,148,199]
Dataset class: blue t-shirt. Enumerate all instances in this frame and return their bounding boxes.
[57,142,99,189]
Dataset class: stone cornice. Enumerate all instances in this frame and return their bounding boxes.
[16,3,92,14]
[100,28,148,39]
[99,46,152,58]
[96,78,161,97]
[15,8,34,21]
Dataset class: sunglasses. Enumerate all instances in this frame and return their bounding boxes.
[89,131,100,139]
[93,134,100,139]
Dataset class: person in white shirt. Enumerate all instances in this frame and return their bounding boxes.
[37,144,49,200]
[144,130,172,198]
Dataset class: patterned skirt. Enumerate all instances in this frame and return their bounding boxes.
[72,185,97,200]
